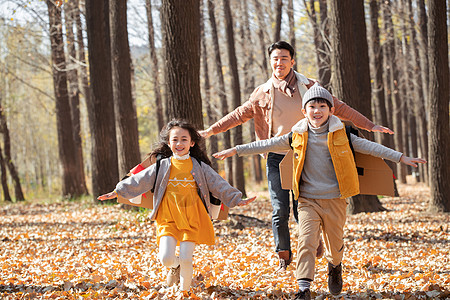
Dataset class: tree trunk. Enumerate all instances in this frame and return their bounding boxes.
[200,0,218,171]
[252,0,269,78]
[110,0,141,177]
[241,0,262,183]
[0,143,11,201]
[85,0,119,199]
[47,0,85,198]
[161,0,203,128]
[427,0,450,212]
[329,0,386,214]
[207,0,233,184]
[406,0,428,183]
[273,0,282,42]
[146,0,165,132]
[223,0,246,196]
[416,0,430,184]
[288,0,297,70]
[64,0,88,195]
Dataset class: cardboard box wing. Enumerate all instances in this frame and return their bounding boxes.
[117,156,154,209]
[279,149,395,197]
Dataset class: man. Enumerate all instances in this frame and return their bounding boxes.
[200,41,393,272]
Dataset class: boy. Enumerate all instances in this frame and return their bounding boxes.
[213,83,426,299]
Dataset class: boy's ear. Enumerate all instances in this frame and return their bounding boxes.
[330,107,335,114]
[301,108,306,116]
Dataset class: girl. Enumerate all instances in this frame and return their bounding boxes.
[98,119,256,293]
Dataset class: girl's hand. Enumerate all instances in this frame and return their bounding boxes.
[400,155,427,167]
[238,196,256,206]
[213,148,237,160]
[97,191,117,201]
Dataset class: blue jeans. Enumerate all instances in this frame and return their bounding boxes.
[266,152,298,253]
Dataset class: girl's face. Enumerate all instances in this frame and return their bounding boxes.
[168,127,194,156]
[301,101,335,128]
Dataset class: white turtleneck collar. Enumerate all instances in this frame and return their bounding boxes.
[172,152,190,160]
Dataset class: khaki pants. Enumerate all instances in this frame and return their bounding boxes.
[295,197,347,280]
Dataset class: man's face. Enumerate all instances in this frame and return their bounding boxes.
[270,48,295,80]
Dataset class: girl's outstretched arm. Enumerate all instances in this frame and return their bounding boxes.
[97,191,117,201]
[238,196,256,206]
[400,155,427,168]
[213,147,237,160]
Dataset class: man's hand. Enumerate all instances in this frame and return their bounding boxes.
[199,128,213,138]
[213,148,237,160]
[371,125,394,134]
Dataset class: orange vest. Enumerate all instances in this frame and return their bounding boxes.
[291,127,360,199]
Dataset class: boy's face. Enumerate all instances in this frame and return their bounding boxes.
[169,127,195,157]
[301,101,335,128]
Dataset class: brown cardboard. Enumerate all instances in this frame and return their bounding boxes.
[117,156,230,219]
[279,149,395,197]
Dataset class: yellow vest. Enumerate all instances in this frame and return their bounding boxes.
[291,127,360,199]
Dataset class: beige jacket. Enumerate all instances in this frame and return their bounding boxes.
[208,71,375,141]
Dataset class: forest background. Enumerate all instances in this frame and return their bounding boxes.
[0,0,449,299]
[0,0,448,213]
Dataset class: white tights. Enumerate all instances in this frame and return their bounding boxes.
[159,236,195,291]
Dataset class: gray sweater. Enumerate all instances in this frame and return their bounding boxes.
[115,157,243,220]
[236,116,402,199]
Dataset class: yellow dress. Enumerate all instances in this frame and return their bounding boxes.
[155,157,215,245]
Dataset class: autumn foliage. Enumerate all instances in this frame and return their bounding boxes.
[0,183,449,299]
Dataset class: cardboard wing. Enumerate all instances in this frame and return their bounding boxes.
[117,156,154,209]
[210,203,229,220]
[279,149,395,197]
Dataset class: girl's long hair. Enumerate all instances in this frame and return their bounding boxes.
[149,119,212,165]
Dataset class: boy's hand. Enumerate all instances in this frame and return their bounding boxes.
[97,191,117,201]
[213,148,237,160]
[371,125,394,135]
[400,155,427,167]
[238,196,256,206]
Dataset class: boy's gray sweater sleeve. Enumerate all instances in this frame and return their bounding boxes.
[351,134,403,162]
[236,133,291,156]
[115,164,156,199]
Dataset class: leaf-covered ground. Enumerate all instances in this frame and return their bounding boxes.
[0,183,449,299]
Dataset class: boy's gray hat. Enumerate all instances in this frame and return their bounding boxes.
[302,82,334,108]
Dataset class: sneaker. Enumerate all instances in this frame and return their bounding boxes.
[327,262,343,296]
[166,265,180,286]
[294,289,311,300]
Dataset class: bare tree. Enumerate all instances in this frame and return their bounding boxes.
[287,0,296,70]
[223,0,246,195]
[110,0,141,176]
[427,0,450,212]
[252,0,270,78]
[85,0,120,199]
[273,0,282,42]
[146,0,165,132]
[64,0,88,195]
[161,0,203,128]
[207,0,233,183]
[47,0,86,198]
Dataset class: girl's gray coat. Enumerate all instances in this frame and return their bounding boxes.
[115,157,243,220]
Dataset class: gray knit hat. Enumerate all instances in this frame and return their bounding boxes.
[302,82,334,108]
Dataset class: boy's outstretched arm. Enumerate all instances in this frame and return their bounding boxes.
[400,155,427,168]
[213,147,237,160]
[97,191,117,201]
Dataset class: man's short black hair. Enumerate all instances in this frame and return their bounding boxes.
[268,41,295,59]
